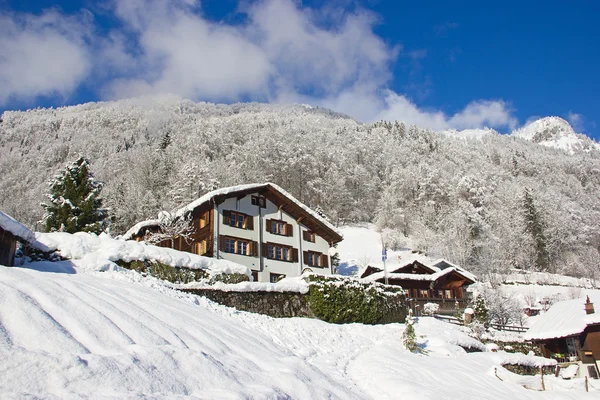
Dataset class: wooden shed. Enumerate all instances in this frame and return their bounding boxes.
[0,210,35,267]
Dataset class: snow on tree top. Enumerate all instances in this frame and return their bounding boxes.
[524,294,600,341]
[0,210,35,243]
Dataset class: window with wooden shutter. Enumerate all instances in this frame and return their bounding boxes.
[264,242,296,262]
[303,230,315,242]
[268,219,288,236]
[222,210,231,225]
[220,235,252,256]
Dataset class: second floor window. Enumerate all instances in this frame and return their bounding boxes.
[223,210,253,230]
[267,219,292,236]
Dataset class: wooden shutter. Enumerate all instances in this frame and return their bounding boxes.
[321,254,329,268]
[263,243,268,258]
[292,248,299,263]
[251,241,258,257]
[219,235,225,251]
[302,231,308,241]
[265,219,271,232]
[222,210,231,225]
[246,215,254,230]
[286,223,293,237]
[303,251,309,265]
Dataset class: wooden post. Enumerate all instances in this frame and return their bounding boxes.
[586,376,589,392]
[554,365,560,378]
[540,366,545,391]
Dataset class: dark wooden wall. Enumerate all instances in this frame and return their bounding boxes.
[0,227,17,267]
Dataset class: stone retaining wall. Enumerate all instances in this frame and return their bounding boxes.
[181,288,315,319]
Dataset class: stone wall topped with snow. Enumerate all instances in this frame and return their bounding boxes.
[182,288,314,319]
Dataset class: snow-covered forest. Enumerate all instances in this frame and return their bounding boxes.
[2,96,600,279]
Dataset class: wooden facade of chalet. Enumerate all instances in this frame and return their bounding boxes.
[0,226,18,267]
[361,260,476,315]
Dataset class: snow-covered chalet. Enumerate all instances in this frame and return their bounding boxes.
[360,256,476,316]
[124,183,343,283]
[525,295,600,380]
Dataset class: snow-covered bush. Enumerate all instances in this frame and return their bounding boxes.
[117,259,209,284]
[306,275,405,324]
[422,302,440,315]
[402,310,418,352]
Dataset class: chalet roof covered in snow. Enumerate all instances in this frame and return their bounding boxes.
[360,254,477,284]
[524,295,600,341]
[123,183,343,243]
[0,210,35,243]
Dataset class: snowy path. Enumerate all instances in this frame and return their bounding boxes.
[1,263,598,399]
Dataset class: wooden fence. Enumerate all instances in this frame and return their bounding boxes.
[433,314,528,333]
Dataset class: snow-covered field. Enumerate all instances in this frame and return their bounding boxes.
[1,260,598,399]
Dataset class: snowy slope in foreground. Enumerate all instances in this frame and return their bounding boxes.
[1,263,594,399]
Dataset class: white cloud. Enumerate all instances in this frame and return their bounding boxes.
[0,10,92,105]
[0,0,520,132]
[567,111,584,132]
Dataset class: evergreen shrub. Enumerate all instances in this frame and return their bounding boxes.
[306,274,405,324]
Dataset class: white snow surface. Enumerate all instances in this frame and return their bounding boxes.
[0,210,35,243]
[511,116,600,153]
[33,231,250,276]
[1,262,592,399]
[181,275,310,293]
[524,294,600,340]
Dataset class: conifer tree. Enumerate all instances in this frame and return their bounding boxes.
[473,293,489,327]
[522,188,549,271]
[42,157,108,233]
[402,310,418,353]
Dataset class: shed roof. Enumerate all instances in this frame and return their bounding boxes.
[0,210,35,243]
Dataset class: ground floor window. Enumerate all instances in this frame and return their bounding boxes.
[267,243,295,262]
[222,237,252,256]
[270,273,284,283]
[251,270,259,282]
[192,240,208,255]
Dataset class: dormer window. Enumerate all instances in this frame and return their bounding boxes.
[251,196,266,208]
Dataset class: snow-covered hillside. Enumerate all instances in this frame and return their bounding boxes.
[511,117,600,153]
[1,261,594,399]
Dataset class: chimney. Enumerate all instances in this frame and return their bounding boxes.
[585,296,595,315]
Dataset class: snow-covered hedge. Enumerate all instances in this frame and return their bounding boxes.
[32,231,250,278]
[306,274,406,324]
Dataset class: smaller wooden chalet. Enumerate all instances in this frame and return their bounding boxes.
[525,296,600,379]
[360,257,476,315]
[0,210,35,267]
[123,183,343,283]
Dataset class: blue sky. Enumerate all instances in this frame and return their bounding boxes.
[1,0,598,138]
